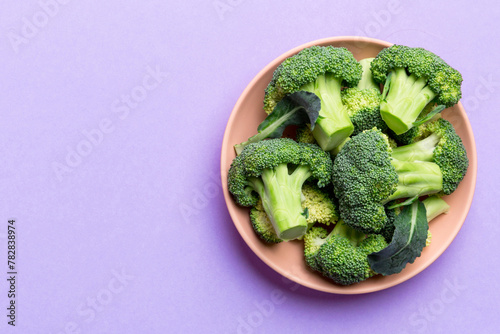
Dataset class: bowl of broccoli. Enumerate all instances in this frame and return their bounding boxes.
[221,36,477,294]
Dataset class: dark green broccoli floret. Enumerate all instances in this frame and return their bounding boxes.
[304,221,387,285]
[371,45,462,135]
[249,200,283,244]
[228,138,333,240]
[332,129,398,234]
[264,46,362,151]
[332,128,467,234]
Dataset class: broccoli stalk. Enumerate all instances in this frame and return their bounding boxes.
[301,74,354,151]
[248,164,312,240]
[384,159,443,203]
[380,68,438,134]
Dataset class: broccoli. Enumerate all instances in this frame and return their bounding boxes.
[391,118,469,195]
[304,221,387,285]
[250,200,283,244]
[371,45,463,135]
[332,128,467,234]
[381,195,450,243]
[340,57,386,137]
[228,138,333,240]
[301,184,339,226]
[264,46,362,151]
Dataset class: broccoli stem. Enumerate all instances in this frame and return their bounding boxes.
[250,164,312,240]
[422,196,450,221]
[357,58,379,91]
[391,133,440,162]
[384,159,443,203]
[330,220,365,247]
[302,73,354,151]
[380,68,437,135]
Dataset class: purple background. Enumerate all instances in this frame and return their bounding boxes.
[0,1,498,333]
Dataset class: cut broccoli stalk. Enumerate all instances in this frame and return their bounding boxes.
[249,164,311,240]
[422,196,450,221]
[385,159,443,203]
[301,73,354,151]
[380,68,438,135]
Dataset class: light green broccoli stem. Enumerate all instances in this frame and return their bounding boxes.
[391,133,440,162]
[302,73,354,151]
[330,220,365,247]
[422,196,450,221]
[357,58,379,90]
[249,164,311,240]
[380,68,437,135]
[385,159,443,203]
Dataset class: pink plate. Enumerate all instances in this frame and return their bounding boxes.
[220,36,477,294]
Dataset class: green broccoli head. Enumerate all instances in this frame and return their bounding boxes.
[371,45,463,134]
[308,221,388,285]
[263,46,362,151]
[341,87,387,135]
[228,138,333,240]
[332,129,398,234]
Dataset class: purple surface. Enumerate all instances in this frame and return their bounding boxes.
[0,1,498,333]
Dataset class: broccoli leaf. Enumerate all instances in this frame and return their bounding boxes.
[367,200,428,275]
[234,91,321,155]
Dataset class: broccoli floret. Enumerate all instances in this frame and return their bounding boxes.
[391,118,469,195]
[381,195,450,243]
[305,221,387,285]
[228,138,333,240]
[342,87,387,135]
[301,184,339,225]
[371,45,462,135]
[264,46,362,151]
[295,125,317,145]
[332,128,467,234]
[303,227,329,271]
[250,200,283,244]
